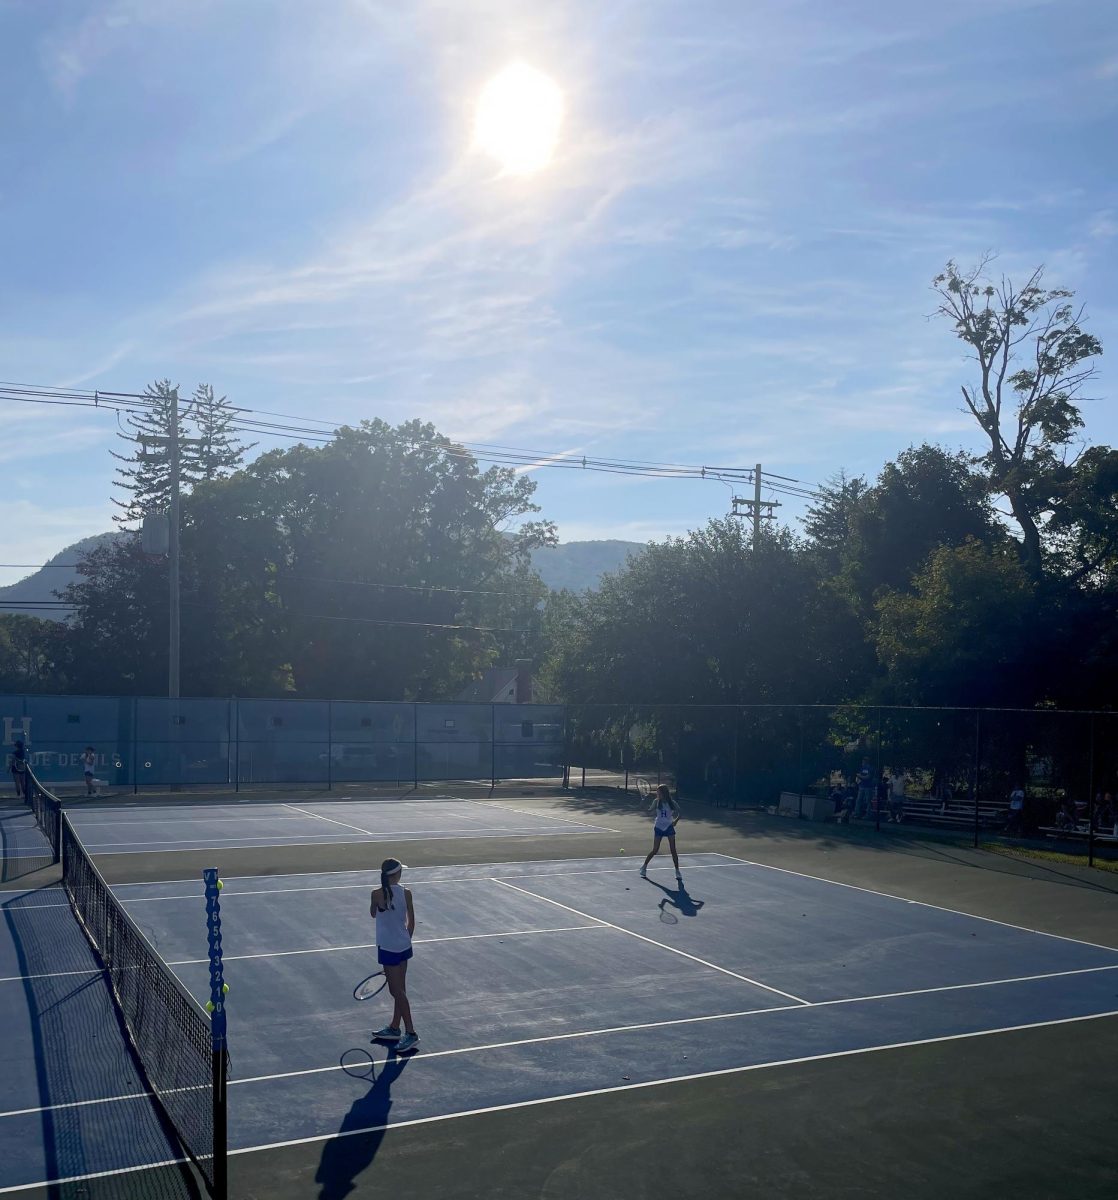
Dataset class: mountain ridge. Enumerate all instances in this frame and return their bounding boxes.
[0,532,646,620]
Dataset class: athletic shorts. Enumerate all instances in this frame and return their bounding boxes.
[377,946,413,966]
[654,824,676,839]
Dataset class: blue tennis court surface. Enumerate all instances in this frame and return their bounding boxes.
[52,797,614,855]
[2,851,1117,1192]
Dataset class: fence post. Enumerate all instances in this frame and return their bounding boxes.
[874,708,882,832]
[132,695,139,795]
[413,703,419,791]
[327,700,333,792]
[972,709,981,849]
[1087,714,1096,869]
[233,697,240,793]
[491,704,497,789]
[798,708,805,819]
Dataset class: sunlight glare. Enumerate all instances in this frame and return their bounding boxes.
[473,62,564,176]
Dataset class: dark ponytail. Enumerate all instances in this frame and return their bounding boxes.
[380,858,403,908]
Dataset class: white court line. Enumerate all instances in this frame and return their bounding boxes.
[106,859,733,904]
[492,877,808,1004]
[281,803,378,836]
[711,852,1118,957]
[0,965,104,984]
[228,962,1118,1088]
[469,798,621,833]
[0,925,606,982]
[70,852,728,891]
[70,814,313,826]
[8,1007,1116,1193]
[223,1008,1118,1161]
[76,827,609,854]
[164,924,606,968]
[5,963,1117,1119]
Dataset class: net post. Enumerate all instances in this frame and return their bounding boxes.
[203,868,229,1200]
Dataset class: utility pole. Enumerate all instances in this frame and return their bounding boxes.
[730,464,780,549]
[169,387,181,699]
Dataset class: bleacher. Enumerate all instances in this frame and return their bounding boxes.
[1036,820,1118,844]
[888,793,1009,830]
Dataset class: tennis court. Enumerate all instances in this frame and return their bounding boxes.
[56,798,614,856]
[4,848,1117,1195]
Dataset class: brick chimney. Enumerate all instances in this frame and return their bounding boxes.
[514,659,533,705]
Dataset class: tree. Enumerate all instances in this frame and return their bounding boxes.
[543,520,866,706]
[802,471,868,573]
[182,383,255,482]
[66,419,555,700]
[112,380,253,526]
[839,445,1002,610]
[0,615,68,692]
[932,259,1103,581]
[875,540,1036,706]
[111,379,179,525]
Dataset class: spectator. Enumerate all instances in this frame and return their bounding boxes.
[1006,783,1025,836]
[1054,800,1076,831]
[1097,791,1116,835]
[829,779,847,817]
[9,738,28,799]
[854,758,875,820]
[889,768,906,823]
[876,772,890,819]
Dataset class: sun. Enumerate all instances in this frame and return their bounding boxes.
[473,62,564,176]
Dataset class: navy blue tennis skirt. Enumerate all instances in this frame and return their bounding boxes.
[377,946,414,966]
[654,823,676,839]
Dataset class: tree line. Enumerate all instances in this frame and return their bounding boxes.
[3,260,1115,711]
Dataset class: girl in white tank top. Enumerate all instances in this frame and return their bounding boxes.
[369,858,419,1051]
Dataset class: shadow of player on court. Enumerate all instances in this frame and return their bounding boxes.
[645,878,705,919]
[315,1048,412,1200]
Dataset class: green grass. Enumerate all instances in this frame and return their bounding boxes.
[980,841,1118,874]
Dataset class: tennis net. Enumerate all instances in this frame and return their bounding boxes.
[22,766,227,1198]
[23,767,61,862]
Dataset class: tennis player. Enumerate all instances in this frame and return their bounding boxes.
[640,784,683,882]
[369,858,419,1052]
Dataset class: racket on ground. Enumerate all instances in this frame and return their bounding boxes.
[354,971,387,1001]
[636,777,652,800]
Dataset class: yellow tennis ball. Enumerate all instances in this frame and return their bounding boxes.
[223,984,229,994]
[619,848,625,854]
[217,880,224,890]
[205,1000,215,1013]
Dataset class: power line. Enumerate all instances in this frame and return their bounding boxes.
[0,379,824,495]
[179,599,526,634]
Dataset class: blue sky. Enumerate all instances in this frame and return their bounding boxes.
[1,0,1116,585]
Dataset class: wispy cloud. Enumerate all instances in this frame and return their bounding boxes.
[39,0,204,100]
[56,343,136,388]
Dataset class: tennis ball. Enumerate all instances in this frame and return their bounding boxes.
[205,1000,215,1013]
[223,983,230,994]
[619,848,625,854]
[217,880,224,890]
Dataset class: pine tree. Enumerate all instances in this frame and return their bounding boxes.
[183,383,255,482]
[112,380,256,525]
[110,379,179,525]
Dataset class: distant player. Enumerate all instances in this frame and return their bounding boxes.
[640,784,683,883]
[369,858,419,1052]
[82,747,97,796]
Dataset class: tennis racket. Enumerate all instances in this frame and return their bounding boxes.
[636,777,652,800]
[353,971,388,1001]
[658,899,679,924]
